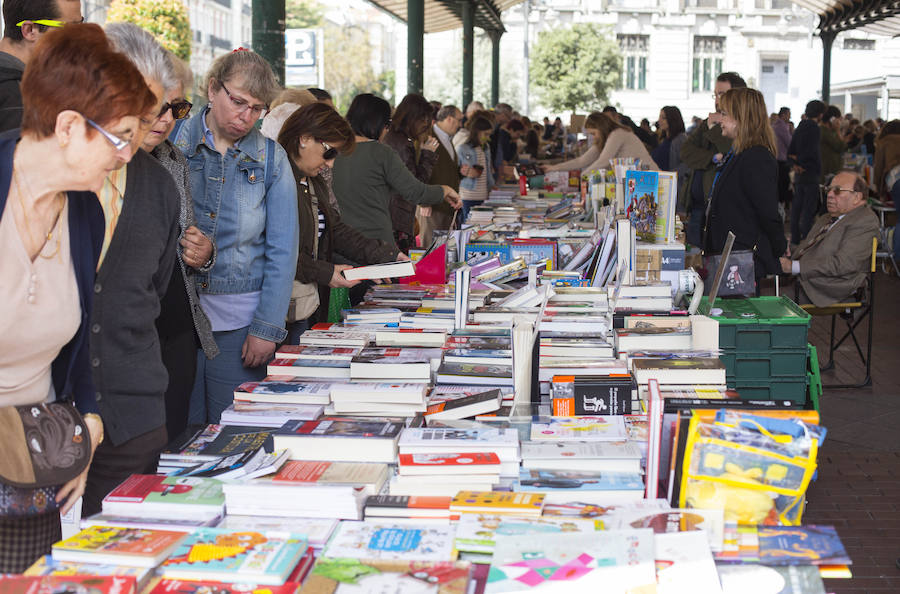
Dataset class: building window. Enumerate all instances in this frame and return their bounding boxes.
[844,38,875,51]
[618,34,648,91]
[692,36,725,93]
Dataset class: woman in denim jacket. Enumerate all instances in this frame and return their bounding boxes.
[172,49,299,424]
[456,115,495,221]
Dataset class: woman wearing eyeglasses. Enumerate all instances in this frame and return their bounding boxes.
[171,49,298,425]
[0,24,155,572]
[277,103,409,333]
[139,52,219,442]
[702,87,787,281]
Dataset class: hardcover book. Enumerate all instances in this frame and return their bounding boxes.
[52,526,187,568]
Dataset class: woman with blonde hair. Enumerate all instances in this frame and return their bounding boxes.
[703,87,786,277]
[544,111,658,172]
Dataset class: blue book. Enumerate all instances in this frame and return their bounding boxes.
[515,468,644,493]
[758,525,851,566]
[625,170,660,242]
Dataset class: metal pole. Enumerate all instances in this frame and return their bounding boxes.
[523,0,530,115]
[252,0,285,85]
[821,31,835,104]
[408,0,425,95]
[490,30,502,107]
[462,1,474,109]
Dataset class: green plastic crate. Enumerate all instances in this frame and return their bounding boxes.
[701,296,810,350]
[719,349,808,379]
[731,377,809,403]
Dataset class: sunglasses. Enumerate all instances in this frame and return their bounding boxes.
[16,17,84,28]
[158,100,193,120]
[320,140,337,160]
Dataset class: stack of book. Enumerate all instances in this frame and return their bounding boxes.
[395,451,504,497]
[273,417,405,463]
[98,475,226,525]
[329,382,428,416]
[341,307,402,326]
[349,347,442,383]
[363,494,455,523]
[157,424,274,475]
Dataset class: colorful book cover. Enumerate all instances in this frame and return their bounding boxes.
[322,522,457,562]
[0,576,137,594]
[52,526,187,567]
[272,460,388,486]
[485,530,656,592]
[300,559,472,594]
[454,515,599,555]
[715,522,759,563]
[625,170,659,242]
[529,416,628,441]
[103,475,224,508]
[276,419,404,440]
[515,469,644,494]
[603,508,724,552]
[449,492,544,516]
[398,452,501,472]
[717,564,826,594]
[365,496,452,513]
[150,579,302,594]
[160,528,308,585]
[215,516,338,549]
[162,425,273,460]
[24,556,151,589]
[757,525,851,566]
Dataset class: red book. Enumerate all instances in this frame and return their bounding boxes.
[0,576,137,594]
[398,452,501,475]
[399,242,447,284]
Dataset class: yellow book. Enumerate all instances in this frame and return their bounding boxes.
[449,491,544,516]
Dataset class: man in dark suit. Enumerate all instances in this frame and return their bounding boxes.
[420,104,462,247]
[788,100,825,245]
[781,170,879,307]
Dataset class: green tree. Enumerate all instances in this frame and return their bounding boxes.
[425,33,520,111]
[106,0,191,61]
[323,24,387,113]
[286,0,323,29]
[529,23,621,113]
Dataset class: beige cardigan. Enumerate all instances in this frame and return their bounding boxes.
[553,128,659,172]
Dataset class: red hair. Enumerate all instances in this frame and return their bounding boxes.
[21,23,156,138]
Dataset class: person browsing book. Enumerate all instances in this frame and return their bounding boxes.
[0,23,155,572]
[702,87,787,278]
[543,111,659,174]
[277,102,409,336]
[171,49,299,424]
[456,115,495,221]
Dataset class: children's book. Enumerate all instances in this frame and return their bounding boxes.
[300,559,472,594]
[757,525,851,566]
[149,579,302,594]
[449,492,544,517]
[160,528,308,585]
[529,416,628,441]
[454,515,598,556]
[717,564,826,594]
[625,170,659,242]
[24,556,152,591]
[603,507,724,553]
[215,516,338,550]
[322,522,457,562]
[485,529,656,593]
[101,475,224,519]
[0,576,138,594]
[51,526,187,568]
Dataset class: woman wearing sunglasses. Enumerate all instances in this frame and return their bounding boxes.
[140,52,219,442]
[0,24,155,572]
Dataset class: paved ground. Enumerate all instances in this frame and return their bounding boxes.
[767,270,900,593]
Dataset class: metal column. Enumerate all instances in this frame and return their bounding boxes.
[821,31,835,104]
[252,0,285,85]
[462,1,474,109]
[489,30,502,108]
[408,0,425,95]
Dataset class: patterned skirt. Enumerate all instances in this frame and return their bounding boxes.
[0,511,62,573]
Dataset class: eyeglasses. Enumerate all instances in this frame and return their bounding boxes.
[319,140,337,160]
[158,100,193,120]
[86,118,131,151]
[16,17,84,28]
[219,81,268,119]
[821,185,858,196]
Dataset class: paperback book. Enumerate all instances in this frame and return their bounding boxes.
[322,522,457,562]
[300,559,472,594]
[52,526,187,568]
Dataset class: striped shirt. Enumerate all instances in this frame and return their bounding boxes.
[97,167,126,269]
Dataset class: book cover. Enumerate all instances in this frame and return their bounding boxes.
[398,428,519,449]
[103,475,224,509]
[215,516,338,549]
[757,525,851,566]
[436,362,514,385]
[364,495,452,518]
[717,564,826,594]
[275,345,361,360]
[300,559,472,594]
[352,348,442,365]
[323,522,457,562]
[424,390,502,419]
[625,170,659,242]
[52,526,187,568]
[449,491,544,516]
[149,579,302,594]
[485,529,656,593]
[550,376,633,416]
[343,260,416,281]
[268,358,351,378]
[160,528,308,585]
[272,460,388,487]
[234,378,333,403]
[604,508,724,552]
[162,425,273,461]
[529,416,628,441]
[24,556,151,590]
[454,515,598,555]
[654,531,723,594]
[0,576,137,594]
[520,441,642,473]
[276,419,404,440]
[515,468,644,494]
[398,452,501,474]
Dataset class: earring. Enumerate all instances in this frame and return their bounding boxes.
[300,143,306,149]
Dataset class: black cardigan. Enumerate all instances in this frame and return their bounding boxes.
[703,145,787,275]
[90,149,180,446]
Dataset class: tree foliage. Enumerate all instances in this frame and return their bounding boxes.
[286,0,324,29]
[425,33,520,111]
[323,24,392,112]
[106,0,191,61]
[529,23,621,113]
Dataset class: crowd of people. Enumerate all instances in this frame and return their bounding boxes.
[0,2,895,573]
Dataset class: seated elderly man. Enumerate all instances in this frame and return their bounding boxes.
[780,169,879,306]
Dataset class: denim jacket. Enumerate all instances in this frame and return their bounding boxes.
[456,142,494,191]
[172,108,299,343]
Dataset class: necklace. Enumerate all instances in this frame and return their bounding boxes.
[13,166,64,260]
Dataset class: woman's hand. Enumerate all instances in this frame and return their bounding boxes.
[56,414,104,515]
[396,252,411,262]
[419,206,432,217]
[422,136,440,152]
[442,186,462,209]
[329,264,361,288]
[241,335,276,368]
[181,226,213,269]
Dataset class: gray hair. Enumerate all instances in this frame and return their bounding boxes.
[436,104,460,122]
[465,101,484,116]
[205,49,280,106]
[168,52,194,97]
[105,22,176,94]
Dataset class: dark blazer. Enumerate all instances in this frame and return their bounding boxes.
[383,130,438,238]
[703,145,787,276]
[0,132,104,415]
[90,149,180,446]
[788,119,821,184]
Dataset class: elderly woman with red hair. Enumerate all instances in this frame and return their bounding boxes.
[0,24,156,571]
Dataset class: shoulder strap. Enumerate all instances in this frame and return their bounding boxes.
[264,137,276,191]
